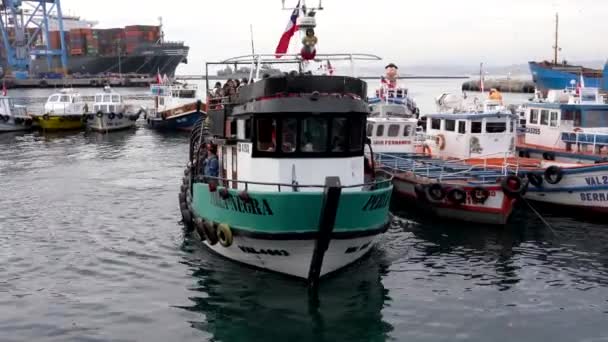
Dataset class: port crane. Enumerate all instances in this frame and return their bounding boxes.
[0,0,69,77]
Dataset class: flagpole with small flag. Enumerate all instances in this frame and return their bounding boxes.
[275,0,301,58]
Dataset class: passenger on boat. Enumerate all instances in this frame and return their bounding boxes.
[212,82,222,96]
[488,88,503,102]
[203,144,219,179]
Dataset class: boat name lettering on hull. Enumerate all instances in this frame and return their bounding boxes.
[237,143,250,153]
[210,192,274,216]
[580,192,608,202]
[584,176,608,186]
[525,127,541,135]
[362,192,390,211]
[238,246,290,256]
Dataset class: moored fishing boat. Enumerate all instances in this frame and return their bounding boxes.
[85,86,144,132]
[375,108,526,225]
[33,89,88,131]
[368,63,419,119]
[179,51,393,280]
[0,95,33,132]
[146,82,205,131]
[513,85,608,212]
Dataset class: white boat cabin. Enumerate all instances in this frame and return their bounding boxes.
[0,96,28,118]
[151,84,198,112]
[93,87,125,114]
[44,89,88,115]
[523,87,608,153]
[423,112,518,160]
[366,116,419,154]
[369,87,418,118]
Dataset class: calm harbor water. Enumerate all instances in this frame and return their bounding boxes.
[1,79,607,342]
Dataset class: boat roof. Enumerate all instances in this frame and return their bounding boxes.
[368,116,418,123]
[217,53,382,65]
[422,112,517,120]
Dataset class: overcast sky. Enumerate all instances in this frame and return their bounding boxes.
[61,0,608,74]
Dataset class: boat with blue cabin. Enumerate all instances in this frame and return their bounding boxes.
[179,52,393,279]
[146,83,205,131]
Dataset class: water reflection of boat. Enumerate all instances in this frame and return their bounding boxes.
[177,241,392,342]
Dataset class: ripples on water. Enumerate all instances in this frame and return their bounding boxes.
[1,82,607,342]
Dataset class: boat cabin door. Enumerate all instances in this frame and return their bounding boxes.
[231,146,238,189]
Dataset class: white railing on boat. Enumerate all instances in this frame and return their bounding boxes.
[561,131,608,153]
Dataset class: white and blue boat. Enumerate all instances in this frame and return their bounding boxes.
[146,83,205,132]
[517,85,608,212]
[529,61,607,91]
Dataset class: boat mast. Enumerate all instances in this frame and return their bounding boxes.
[158,16,164,44]
[552,12,560,64]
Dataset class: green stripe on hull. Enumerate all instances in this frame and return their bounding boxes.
[192,184,393,235]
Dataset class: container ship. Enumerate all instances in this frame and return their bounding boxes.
[1,15,188,77]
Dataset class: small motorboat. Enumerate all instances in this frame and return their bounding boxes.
[0,95,33,132]
[146,82,205,131]
[85,86,144,132]
[33,89,88,131]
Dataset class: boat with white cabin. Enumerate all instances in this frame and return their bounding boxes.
[33,89,89,131]
[146,82,205,131]
[0,95,33,132]
[85,86,144,132]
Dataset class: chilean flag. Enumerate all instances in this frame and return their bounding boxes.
[275,1,300,58]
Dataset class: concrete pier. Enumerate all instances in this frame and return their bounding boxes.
[2,75,156,89]
[462,79,535,93]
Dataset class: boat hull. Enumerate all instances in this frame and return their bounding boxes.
[528,62,603,90]
[522,163,608,212]
[147,111,202,132]
[33,115,84,131]
[0,119,32,132]
[189,183,392,279]
[391,175,515,225]
[86,112,139,132]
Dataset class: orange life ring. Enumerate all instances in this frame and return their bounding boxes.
[422,144,432,156]
[435,134,446,150]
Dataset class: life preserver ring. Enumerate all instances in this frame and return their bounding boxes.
[108,112,116,120]
[117,113,124,119]
[544,166,563,185]
[526,172,543,188]
[96,111,103,118]
[470,187,490,204]
[425,183,446,203]
[542,152,556,161]
[217,223,233,247]
[446,187,467,205]
[518,149,530,158]
[42,114,50,120]
[435,134,446,150]
[422,144,432,156]
[501,175,527,197]
[203,221,219,245]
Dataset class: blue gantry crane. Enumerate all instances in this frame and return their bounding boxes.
[0,0,68,78]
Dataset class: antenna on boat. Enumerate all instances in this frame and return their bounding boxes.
[552,12,561,64]
[250,24,256,56]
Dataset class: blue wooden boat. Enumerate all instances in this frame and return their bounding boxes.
[146,83,206,132]
[528,61,607,91]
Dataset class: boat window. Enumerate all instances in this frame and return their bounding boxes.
[366,123,373,137]
[431,118,441,130]
[574,110,582,127]
[109,105,115,113]
[49,95,60,102]
[471,121,482,133]
[349,117,364,152]
[562,109,574,121]
[60,95,70,102]
[582,110,608,128]
[404,125,412,137]
[376,124,385,137]
[458,121,466,134]
[245,118,252,139]
[330,118,348,152]
[102,95,111,102]
[486,122,506,133]
[282,118,297,153]
[112,95,120,103]
[256,118,276,152]
[540,110,549,125]
[529,109,539,124]
[300,117,328,152]
[549,111,559,127]
[387,124,400,137]
[445,119,456,132]
[95,95,102,102]
[159,97,165,106]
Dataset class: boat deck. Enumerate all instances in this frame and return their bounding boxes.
[375,153,518,185]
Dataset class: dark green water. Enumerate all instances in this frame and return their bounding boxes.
[1,82,607,341]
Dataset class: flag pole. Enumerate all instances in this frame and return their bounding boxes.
[250,24,256,56]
